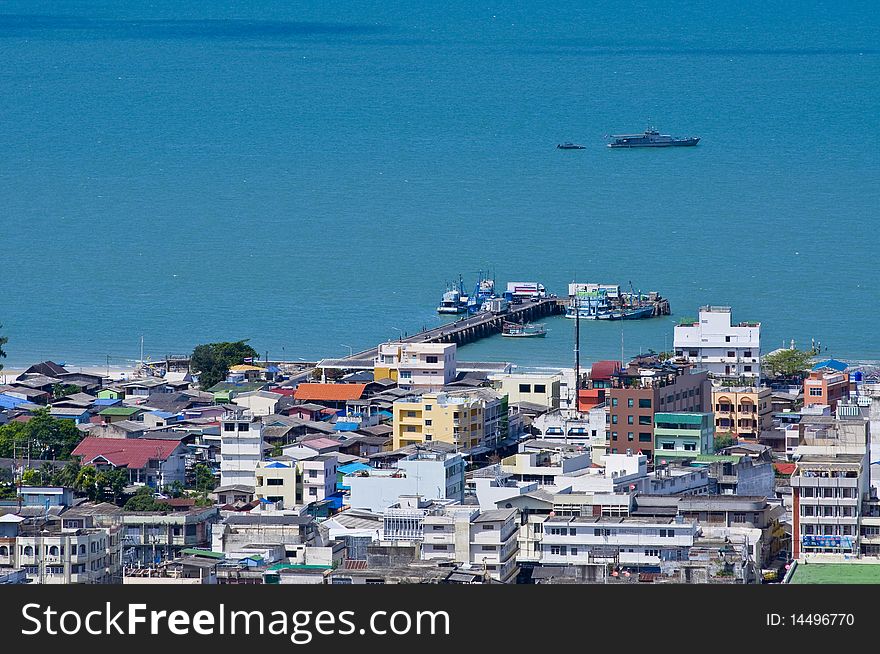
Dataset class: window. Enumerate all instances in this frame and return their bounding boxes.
[400,371,412,379]
[688,350,698,357]
[638,398,651,409]
[611,432,618,440]
[627,416,634,425]
[481,545,496,551]
[482,524,495,530]
[628,433,634,441]
[519,384,531,393]
[684,443,696,451]
[638,415,651,425]
[638,433,652,442]
[309,470,318,478]
[725,336,731,343]
[571,547,578,556]
[661,442,674,450]
[308,487,317,496]
[612,415,618,424]
[432,544,448,551]
[426,356,438,364]
[809,388,823,396]
[744,351,752,357]
[744,366,752,372]
[611,398,618,407]
[267,478,284,486]
[627,398,634,408]
[534,384,546,394]
[425,419,432,426]
[223,423,235,431]
[727,351,735,358]
[238,422,249,432]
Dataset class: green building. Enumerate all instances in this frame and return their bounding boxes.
[653,412,714,458]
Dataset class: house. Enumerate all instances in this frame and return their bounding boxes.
[207,381,267,404]
[49,406,92,424]
[373,342,457,391]
[212,485,255,507]
[231,390,280,417]
[299,455,338,504]
[122,378,170,397]
[227,364,266,382]
[20,361,68,378]
[673,306,761,382]
[293,383,368,409]
[0,385,49,405]
[97,388,125,401]
[254,460,301,509]
[98,405,145,424]
[284,403,337,421]
[71,437,187,487]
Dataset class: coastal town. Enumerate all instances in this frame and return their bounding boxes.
[1,285,879,587]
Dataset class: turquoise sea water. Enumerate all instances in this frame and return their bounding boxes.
[0,1,878,369]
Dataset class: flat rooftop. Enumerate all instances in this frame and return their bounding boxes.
[789,563,880,584]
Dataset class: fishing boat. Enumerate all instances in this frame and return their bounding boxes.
[557,142,586,150]
[437,275,469,314]
[502,321,547,338]
[565,285,657,320]
[607,128,700,148]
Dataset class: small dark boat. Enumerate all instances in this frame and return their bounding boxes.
[557,142,586,150]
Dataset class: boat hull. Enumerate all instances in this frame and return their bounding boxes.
[501,332,546,338]
[608,137,700,148]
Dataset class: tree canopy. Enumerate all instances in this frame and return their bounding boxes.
[190,340,259,390]
[762,348,815,379]
[0,407,83,460]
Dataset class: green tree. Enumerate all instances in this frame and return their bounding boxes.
[762,348,814,379]
[0,325,6,372]
[20,468,42,486]
[51,383,81,400]
[190,340,259,390]
[0,420,27,458]
[714,432,737,451]
[163,480,184,499]
[22,408,82,460]
[74,465,99,501]
[193,463,217,492]
[96,468,128,503]
[0,483,18,500]
[54,460,81,488]
[123,486,170,511]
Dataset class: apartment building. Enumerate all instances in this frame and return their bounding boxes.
[255,460,301,509]
[789,413,872,561]
[0,514,122,584]
[489,372,562,409]
[712,386,772,439]
[607,357,710,459]
[374,342,457,390]
[653,412,714,458]
[673,306,761,382]
[540,515,697,569]
[393,391,500,452]
[299,455,338,504]
[220,410,264,487]
[346,450,466,512]
[803,369,851,411]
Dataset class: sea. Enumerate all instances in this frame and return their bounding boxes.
[0,0,878,371]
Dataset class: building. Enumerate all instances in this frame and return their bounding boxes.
[346,450,465,512]
[489,372,561,409]
[789,414,871,561]
[653,412,714,458]
[231,390,280,417]
[71,437,187,488]
[254,460,301,508]
[711,386,772,440]
[0,514,122,584]
[392,392,486,452]
[803,368,851,412]
[540,515,698,570]
[674,306,761,382]
[299,455,338,504]
[219,410,264,487]
[374,342,457,391]
[292,383,368,410]
[607,357,710,459]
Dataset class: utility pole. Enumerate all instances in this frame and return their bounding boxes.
[574,295,580,414]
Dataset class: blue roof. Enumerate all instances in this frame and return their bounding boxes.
[334,421,360,432]
[267,365,280,373]
[338,462,371,475]
[812,359,848,372]
[264,461,291,468]
[93,398,122,406]
[0,394,27,409]
[149,410,175,419]
[378,410,393,418]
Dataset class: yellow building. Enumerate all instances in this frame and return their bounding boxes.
[393,393,484,451]
[712,386,772,440]
[254,460,301,509]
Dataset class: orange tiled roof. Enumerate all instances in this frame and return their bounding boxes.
[293,383,367,402]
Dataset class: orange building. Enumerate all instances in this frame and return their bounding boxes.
[803,367,850,411]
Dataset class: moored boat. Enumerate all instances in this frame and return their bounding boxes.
[607,128,699,148]
[502,321,547,337]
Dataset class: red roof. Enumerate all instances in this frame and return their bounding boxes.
[294,383,367,402]
[774,463,796,475]
[590,360,621,381]
[72,437,182,469]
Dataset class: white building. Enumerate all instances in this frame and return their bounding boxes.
[220,410,264,487]
[674,306,761,382]
[299,455,338,504]
[374,342,457,391]
[231,390,280,417]
[346,451,466,512]
[540,515,697,568]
